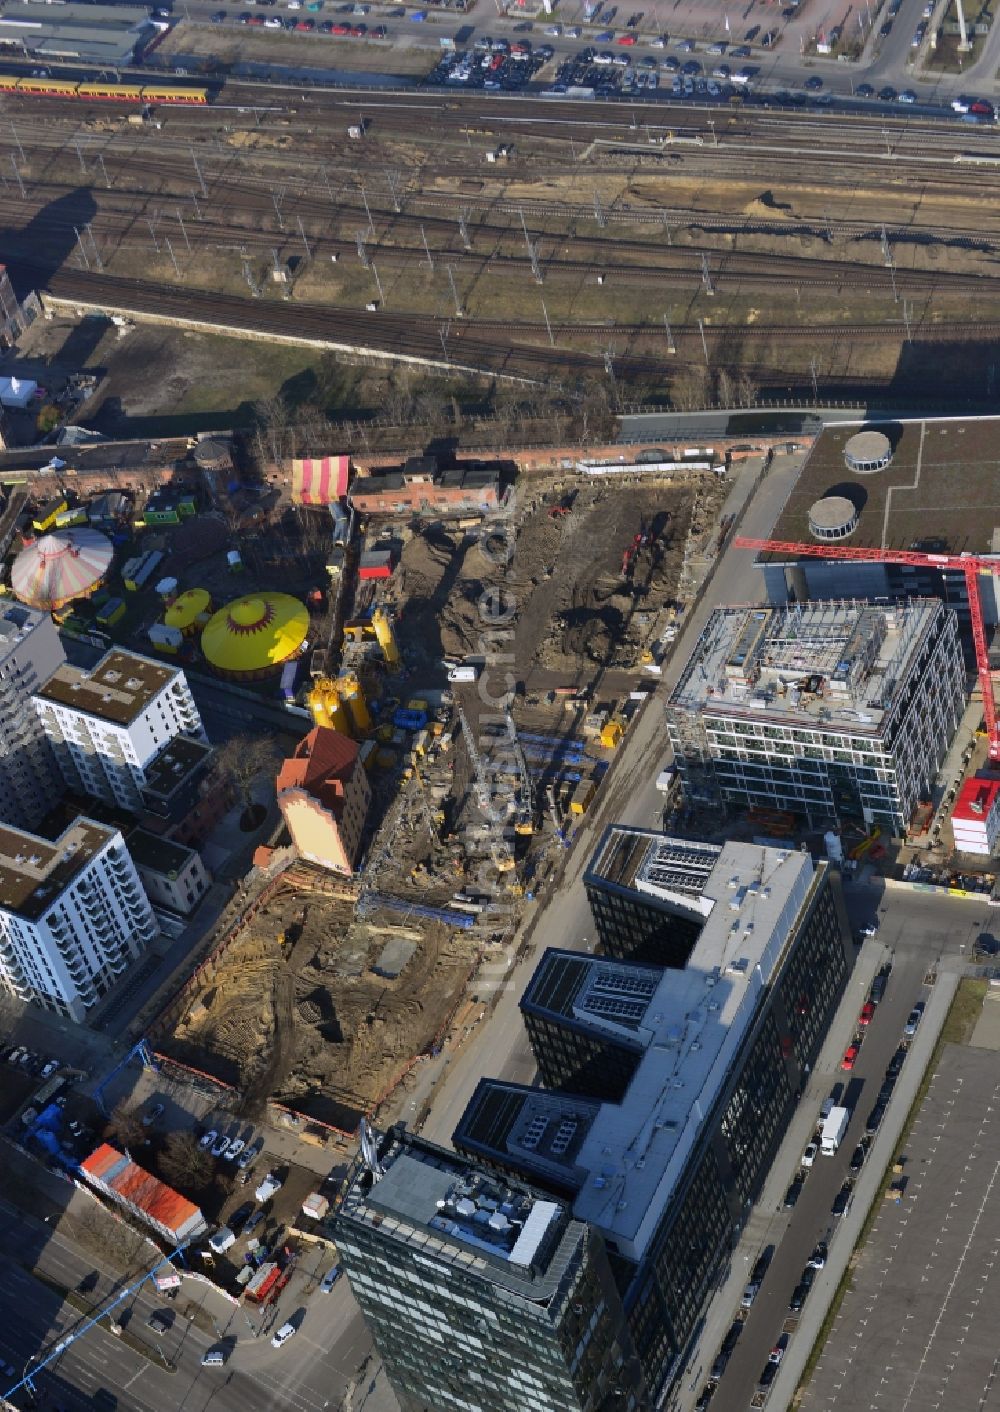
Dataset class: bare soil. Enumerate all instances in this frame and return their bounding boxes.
[160,879,478,1131]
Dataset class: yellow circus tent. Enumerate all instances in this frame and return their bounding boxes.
[200,591,309,679]
[164,587,212,637]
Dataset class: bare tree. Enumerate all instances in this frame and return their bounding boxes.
[670,366,711,412]
[106,1101,146,1152]
[253,393,290,468]
[717,368,736,409]
[158,1131,214,1193]
[737,373,759,409]
[213,733,283,813]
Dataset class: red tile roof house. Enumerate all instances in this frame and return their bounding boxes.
[276,727,372,875]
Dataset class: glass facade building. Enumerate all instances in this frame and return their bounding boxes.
[335,1127,647,1412]
[454,834,854,1404]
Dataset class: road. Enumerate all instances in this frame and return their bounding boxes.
[684,883,992,1412]
[153,0,999,115]
[0,1198,391,1412]
[420,448,801,1145]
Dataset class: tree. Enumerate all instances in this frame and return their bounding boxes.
[106,1101,146,1152]
[158,1131,214,1193]
[212,733,283,819]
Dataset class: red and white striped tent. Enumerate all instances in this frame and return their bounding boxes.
[291,456,351,506]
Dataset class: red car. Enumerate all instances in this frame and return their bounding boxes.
[858,1001,875,1026]
[841,1044,859,1071]
[617,32,637,43]
[295,17,314,28]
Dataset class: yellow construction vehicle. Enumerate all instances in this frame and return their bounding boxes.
[306,677,353,735]
[338,671,371,733]
[372,606,401,669]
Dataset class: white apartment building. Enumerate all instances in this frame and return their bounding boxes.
[33,649,206,813]
[0,818,159,1022]
[0,602,66,831]
[667,598,965,833]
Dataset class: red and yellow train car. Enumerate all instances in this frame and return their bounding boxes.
[0,75,209,104]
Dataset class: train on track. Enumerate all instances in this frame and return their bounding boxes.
[0,75,209,104]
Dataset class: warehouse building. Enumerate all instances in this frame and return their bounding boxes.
[0,2,156,64]
[453,837,852,1405]
[335,1125,645,1412]
[666,598,965,831]
[0,818,158,1022]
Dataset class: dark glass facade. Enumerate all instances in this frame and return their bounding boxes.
[584,881,701,968]
[334,1130,647,1412]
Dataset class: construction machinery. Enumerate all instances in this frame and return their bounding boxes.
[735,535,1000,760]
[339,671,372,733]
[372,606,401,669]
[306,676,353,735]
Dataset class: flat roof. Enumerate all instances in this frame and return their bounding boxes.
[37,648,180,727]
[668,599,945,739]
[141,735,211,798]
[570,842,817,1259]
[126,828,195,877]
[586,827,721,920]
[952,776,1000,824]
[0,817,116,922]
[523,950,664,1038]
[455,1080,602,1196]
[339,1129,585,1301]
[768,416,1000,556]
[0,601,48,654]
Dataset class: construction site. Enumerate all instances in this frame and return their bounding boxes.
[152,450,732,1135]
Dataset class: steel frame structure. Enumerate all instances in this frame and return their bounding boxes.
[735,536,1000,758]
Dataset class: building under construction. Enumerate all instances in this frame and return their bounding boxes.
[666,598,965,831]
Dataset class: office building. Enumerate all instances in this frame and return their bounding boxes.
[335,1125,645,1412]
[454,836,852,1403]
[583,827,719,966]
[0,602,65,831]
[0,818,158,1022]
[34,648,206,814]
[276,726,371,874]
[666,599,965,832]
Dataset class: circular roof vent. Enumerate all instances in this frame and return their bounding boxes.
[844,430,892,474]
[808,495,859,541]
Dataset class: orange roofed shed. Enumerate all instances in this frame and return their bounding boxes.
[80,1143,206,1244]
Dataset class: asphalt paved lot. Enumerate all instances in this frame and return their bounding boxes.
[802,1042,1000,1412]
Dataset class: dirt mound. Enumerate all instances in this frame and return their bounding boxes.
[744,190,797,221]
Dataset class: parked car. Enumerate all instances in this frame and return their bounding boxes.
[858,1001,875,1026]
[229,1202,254,1234]
[224,1137,246,1163]
[866,1104,887,1136]
[147,1310,172,1333]
[244,1208,267,1237]
[887,1045,907,1077]
[904,1002,925,1037]
[321,1264,343,1292]
[841,1043,860,1072]
[199,1130,218,1151]
[202,1349,227,1367]
[768,1343,785,1366]
[211,1132,230,1158]
[802,1140,819,1168]
[142,1103,165,1127]
[831,1182,853,1217]
[783,1176,804,1209]
[807,1241,827,1270]
[694,1382,717,1410]
[849,1143,866,1175]
[711,1320,743,1378]
[208,1227,236,1254]
[789,1278,811,1312]
[271,1322,297,1349]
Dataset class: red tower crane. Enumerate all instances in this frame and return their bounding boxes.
[734,536,1000,759]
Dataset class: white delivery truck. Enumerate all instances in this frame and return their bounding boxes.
[820,1105,850,1156]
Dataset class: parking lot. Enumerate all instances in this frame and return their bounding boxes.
[802,1042,1000,1412]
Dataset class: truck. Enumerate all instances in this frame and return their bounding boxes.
[820,1105,850,1156]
